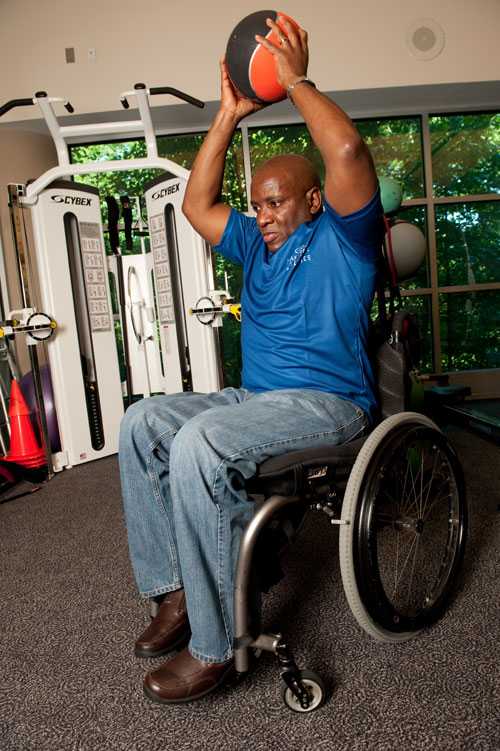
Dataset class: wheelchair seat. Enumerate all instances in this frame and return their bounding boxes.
[234,309,468,713]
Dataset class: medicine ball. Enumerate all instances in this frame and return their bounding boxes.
[226,10,300,104]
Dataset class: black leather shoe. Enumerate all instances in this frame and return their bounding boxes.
[143,648,235,704]
[134,589,190,658]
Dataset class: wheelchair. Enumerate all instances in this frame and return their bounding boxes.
[233,307,468,713]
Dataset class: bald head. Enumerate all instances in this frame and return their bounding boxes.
[252,155,321,195]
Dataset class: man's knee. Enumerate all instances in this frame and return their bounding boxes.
[170,413,208,462]
[169,409,231,479]
[120,399,149,438]
[119,397,170,452]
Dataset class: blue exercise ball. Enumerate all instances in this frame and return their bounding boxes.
[20,364,61,453]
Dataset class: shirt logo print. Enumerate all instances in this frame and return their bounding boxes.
[286,244,312,271]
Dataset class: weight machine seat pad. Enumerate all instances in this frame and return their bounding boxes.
[246,435,367,497]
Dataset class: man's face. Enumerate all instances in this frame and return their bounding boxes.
[250,172,319,252]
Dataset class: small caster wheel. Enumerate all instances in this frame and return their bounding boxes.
[282,670,326,713]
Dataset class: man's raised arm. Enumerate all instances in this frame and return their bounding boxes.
[256,19,378,216]
[182,60,262,246]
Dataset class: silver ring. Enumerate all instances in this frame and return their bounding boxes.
[279,35,288,45]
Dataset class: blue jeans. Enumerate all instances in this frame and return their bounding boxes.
[119,387,367,663]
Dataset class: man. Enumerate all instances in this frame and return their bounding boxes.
[119,17,384,705]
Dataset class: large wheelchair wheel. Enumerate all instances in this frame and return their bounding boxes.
[339,412,467,642]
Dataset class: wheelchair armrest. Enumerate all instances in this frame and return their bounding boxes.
[246,436,366,498]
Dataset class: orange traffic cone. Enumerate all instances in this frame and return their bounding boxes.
[2,380,46,468]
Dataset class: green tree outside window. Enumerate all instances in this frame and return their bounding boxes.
[430,113,500,197]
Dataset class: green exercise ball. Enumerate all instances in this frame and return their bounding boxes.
[379,175,403,214]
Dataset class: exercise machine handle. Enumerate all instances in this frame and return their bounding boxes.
[120,84,204,110]
[34,91,74,113]
[0,94,74,118]
[149,86,205,109]
[0,98,34,117]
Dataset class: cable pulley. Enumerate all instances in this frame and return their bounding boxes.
[189,297,241,325]
[0,311,57,341]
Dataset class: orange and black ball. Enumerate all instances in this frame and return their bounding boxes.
[225,10,300,104]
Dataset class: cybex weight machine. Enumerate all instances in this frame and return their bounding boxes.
[1,85,225,472]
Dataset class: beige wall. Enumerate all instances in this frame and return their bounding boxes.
[1,0,499,122]
[0,129,56,372]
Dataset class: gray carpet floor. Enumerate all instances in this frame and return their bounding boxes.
[0,425,499,751]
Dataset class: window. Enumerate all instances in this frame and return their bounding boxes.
[440,290,500,370]
[356,117,424,199]
[429,113,500,377]
[435,201,500,287]
[430,113,500,197]
[69,108,500,391]
[249,124,323,178]
[248,118,425,202]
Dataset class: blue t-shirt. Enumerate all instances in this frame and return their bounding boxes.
[214,190,384,421]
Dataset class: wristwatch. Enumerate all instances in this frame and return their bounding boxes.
[286,76,317,103]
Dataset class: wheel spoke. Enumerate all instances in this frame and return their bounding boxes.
[399,455,412,514]
[391,533,418,598]
[404,469,439,519]
[377,485,404,517]
[401,446,421,516]
[375,511,399,524]
[422,489,452,522]
[402,448,439,518]
[406,535,421,608]
[407,451,419,514]
[394,527,400,599]
[421,474,450,520]
[422,450,439,511]
[418,448,425,518]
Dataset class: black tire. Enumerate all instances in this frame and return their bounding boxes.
[282,670,326,713]
[339,412,467,642]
